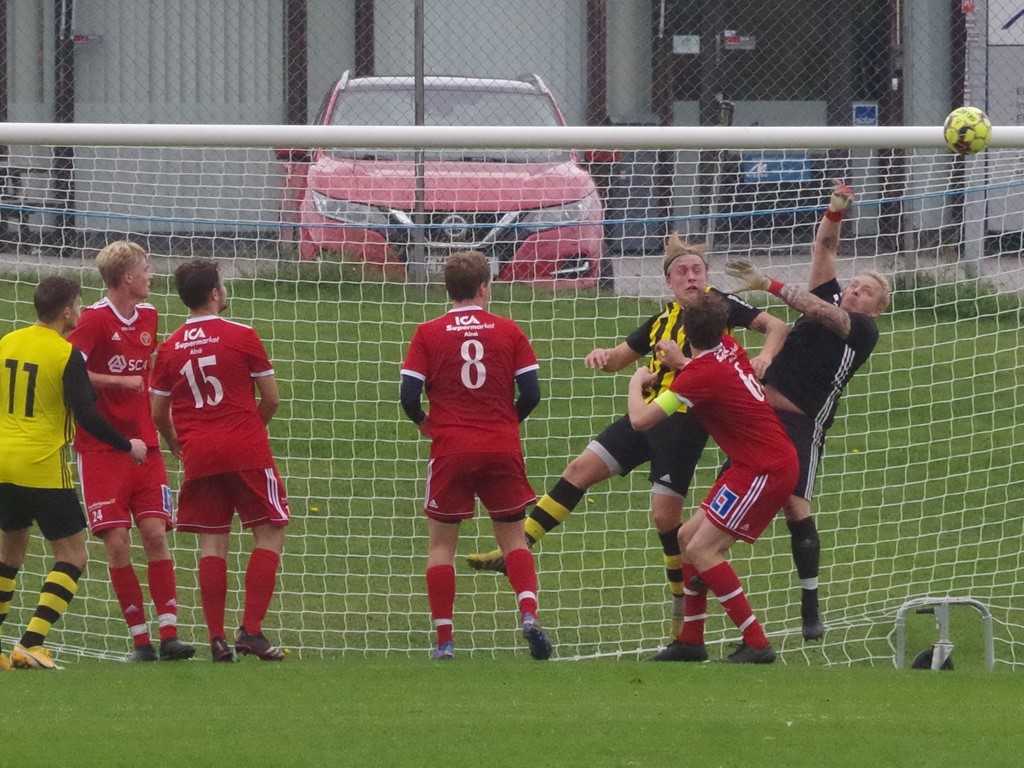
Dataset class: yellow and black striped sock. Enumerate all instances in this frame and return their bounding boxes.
[19,561,82,649]
[524,478,585,545]
[658,526,685,599]
[0,561,18,642]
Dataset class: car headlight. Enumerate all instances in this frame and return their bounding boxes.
[517,194,595,232]
[311,191,391,228]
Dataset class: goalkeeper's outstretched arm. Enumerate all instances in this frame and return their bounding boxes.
[724,260,856,339]
[809,180,853,290]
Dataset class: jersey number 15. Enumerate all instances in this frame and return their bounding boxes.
[180,355,224,408]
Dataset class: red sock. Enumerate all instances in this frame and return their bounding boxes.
[699,561,769,649]
[678,563,708,645]
[425,564,456,645]
[109,565,150,647]
[199,556,228,642]
[147,558,179,641]
[504,548,539,618]
[242,548,281,635]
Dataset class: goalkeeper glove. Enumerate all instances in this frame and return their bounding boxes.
[725,259,775,294]
[826,180,854,221]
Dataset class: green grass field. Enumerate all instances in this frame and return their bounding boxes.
[0,265,1022,670]
[2,658,1022,767]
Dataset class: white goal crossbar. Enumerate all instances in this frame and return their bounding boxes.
[3,122,1024,150]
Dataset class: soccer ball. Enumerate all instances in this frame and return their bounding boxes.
[943,106,992,155]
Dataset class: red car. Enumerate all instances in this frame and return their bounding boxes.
[279,73,605,289]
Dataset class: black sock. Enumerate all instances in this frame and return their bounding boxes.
[787,516,820,582]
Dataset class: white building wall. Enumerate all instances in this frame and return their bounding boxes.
[7,0,53,122]
[307,0,357,118]
[606,2,652,124]
[372,0,587,125]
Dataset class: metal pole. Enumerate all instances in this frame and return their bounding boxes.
[961,0,987,273]
[0,0,10,229]
[704,98,734,253]
[52,0,78,251]
[284,0,308,126]
[407,0,427,282]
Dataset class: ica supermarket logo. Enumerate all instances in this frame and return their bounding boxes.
[183,326,207,341]
[453,314,481,326]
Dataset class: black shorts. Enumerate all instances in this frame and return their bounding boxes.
[587,412,709,497]
[775,409,824,501]
[0,483,87,541]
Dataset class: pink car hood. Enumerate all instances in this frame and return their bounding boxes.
[307,157,596,212]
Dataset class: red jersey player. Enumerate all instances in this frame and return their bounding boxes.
[400,250,551,661]
[628,291,798,664]
[150,258,289,663]
[67,241,195,662]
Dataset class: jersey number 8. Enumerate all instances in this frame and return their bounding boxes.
[460,340,486,390]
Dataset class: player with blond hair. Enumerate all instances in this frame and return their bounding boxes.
[69,241,195,662]
[725,181,889,641]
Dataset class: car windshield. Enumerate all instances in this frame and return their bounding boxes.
[326,85,571,163]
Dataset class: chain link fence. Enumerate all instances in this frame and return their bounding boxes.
[0,2,1017,281]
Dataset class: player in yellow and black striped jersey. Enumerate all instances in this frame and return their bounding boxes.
[467,233,789,644]
[0,276,146,669]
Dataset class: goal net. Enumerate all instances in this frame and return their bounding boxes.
[0,123,1021,667]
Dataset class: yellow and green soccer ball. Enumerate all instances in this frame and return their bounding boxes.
[943,106,992,155]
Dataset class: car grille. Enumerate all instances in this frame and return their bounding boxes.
[422,211,503,246]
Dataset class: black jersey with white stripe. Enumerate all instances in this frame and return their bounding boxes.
[762,278,879,431]
[625,287,761,401]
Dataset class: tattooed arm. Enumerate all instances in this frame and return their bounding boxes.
[776,283,852,338]
[724,263,854,340]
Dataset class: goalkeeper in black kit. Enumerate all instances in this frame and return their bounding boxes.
[724,181,890,640]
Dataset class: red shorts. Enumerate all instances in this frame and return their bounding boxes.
[177,467,290,535]
[424,452,536,522]
[77,448,173,534]
[701,462,798,544]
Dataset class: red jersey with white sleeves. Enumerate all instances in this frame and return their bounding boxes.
[669,337,796,472]
[401,305,538,458]
[149,315,276,479]
[68,298,160,451]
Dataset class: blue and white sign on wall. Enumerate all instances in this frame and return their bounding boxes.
[852,102,879,126]
[741,152,811,184]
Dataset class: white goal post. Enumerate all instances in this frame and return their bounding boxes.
[0,121,1021,668]
[3,122,1015,147]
